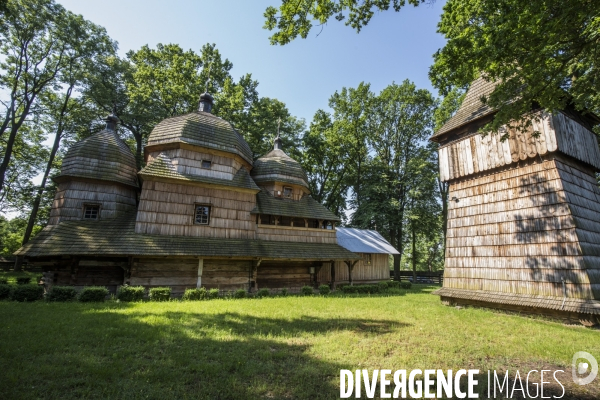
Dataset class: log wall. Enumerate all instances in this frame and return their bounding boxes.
[443,156,600,300]
[147,148,243,181]
[48,180,138,225]
[135,180,257,238]
[257,260,312,289]
[438,111,600,182]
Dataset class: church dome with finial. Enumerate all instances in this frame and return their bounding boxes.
[56,111,139,188]
[251,133,309,189]
[145,92,253,165]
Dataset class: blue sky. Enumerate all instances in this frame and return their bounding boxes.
[57,0,447,125]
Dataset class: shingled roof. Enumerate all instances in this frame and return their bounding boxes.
[251,190,340,221]
[15,212,358,260]
[432,77,498,139]
[139,153,260,191]
[251,149,309,188]
[57,129,139,188]
[147,111,254,165]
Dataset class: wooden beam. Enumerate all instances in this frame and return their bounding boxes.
[196,259,204,288]
[329,260,336,289]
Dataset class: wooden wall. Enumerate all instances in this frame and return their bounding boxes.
[256,225,337,243]
[48,180,138,225]
[135,180,257,238]
[202,259,251,291]
[443,157,600,300]
[317,254,390,284]
[257,260,312,289]
[256,182,310,200]
[147,148,243,181]
[438,111,600,182]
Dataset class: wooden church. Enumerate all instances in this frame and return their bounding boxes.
[431,77,600,323]
[15,92,373,295]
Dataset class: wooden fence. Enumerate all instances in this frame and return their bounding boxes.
[390,270,444,284]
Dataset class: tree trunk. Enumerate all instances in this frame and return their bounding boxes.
[412,220,417,283]
[23,87,74,245]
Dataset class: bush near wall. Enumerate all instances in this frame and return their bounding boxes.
[208,288,220,299]
[256,288,270,298]
[182,288,207,301]
[0,284,12,300]
[301,286,314,296]
[78,287,109,302]
[11,284,44,302]
[16,277,31,285]
[233,289,247,299]
[117,285,145,302]
[318,285,330,295]
[149,287,171,302]
[46,286,77,302]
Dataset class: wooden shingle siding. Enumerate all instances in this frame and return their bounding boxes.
[48,180,137,225]
[135,180,257,239]
[147,148,242,181]
[438,112,600,182]
[256,226,337,244]
[443,156,600,302]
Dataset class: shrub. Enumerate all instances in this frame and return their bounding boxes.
[117,285,145,302]
[208,288,220,299]
[0,284,12,300]
[0,278,8,284]
[280,288,289,297]
[233,289,247,299]
[301,286,314,296]
[149,287,171,302]
[378,281,390,291]
[78,286,109,302]
[387,281,401,289]
[340,285,358,294]
[16,277,31,285]
[182,287,207,301]
[318,284,330,295]
[11,284,44,302]
[400,282,412,289]
[340,285,380,294]
[256,288,270,298]
[46,286,77,302]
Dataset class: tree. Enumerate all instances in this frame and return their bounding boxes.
[430,0,600,132]
[354,80,437,280]
[21,13,115,246]
[263,0,426,45]
[0,0,103,194]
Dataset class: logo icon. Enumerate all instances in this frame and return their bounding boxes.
[572,351,598,386]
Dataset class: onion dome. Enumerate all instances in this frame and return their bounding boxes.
[146,92,253,165]
[251,136,309,189]
[56,112,139,188]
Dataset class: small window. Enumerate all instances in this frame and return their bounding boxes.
[283,186,293,198]
[364,254,372,264]
[195,205,211,225]
[201,160,212,169]
[83,205,100,220]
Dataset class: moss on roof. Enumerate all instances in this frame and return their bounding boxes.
[58,129,139,188]
[139,153,260,191]
[15,212,357,260]
[251,149,309,188]
[251,190,340,221]
[432,77,498,139]
[147,111,254,165]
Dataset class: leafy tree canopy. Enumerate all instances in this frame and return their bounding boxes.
[263,0,426,45]
[430,0,600,132]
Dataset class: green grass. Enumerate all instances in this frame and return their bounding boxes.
[0,285,599,399]
[0,269,39,284]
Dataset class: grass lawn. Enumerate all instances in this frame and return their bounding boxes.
[1,284,599,399]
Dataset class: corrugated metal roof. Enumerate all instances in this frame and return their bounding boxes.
[336,228,399,254]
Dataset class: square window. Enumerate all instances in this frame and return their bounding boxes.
[83,205,100,220]
[195,205,211,225]
[364,254,372,264]
[201,160,212,169]
[283,187,293,198]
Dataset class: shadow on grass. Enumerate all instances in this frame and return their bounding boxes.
[0,303,409,400]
